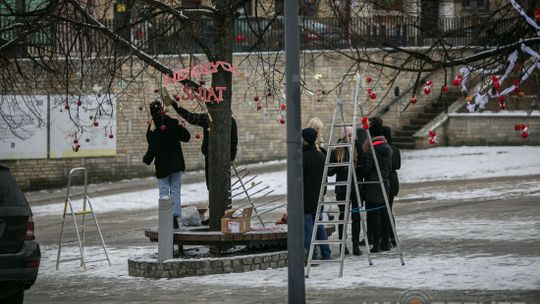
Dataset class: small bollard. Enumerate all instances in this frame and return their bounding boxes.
[158,196,173,262]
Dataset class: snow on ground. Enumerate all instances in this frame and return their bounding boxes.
[31,146,540,217]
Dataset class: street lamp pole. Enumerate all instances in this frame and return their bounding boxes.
[285,1,305,304]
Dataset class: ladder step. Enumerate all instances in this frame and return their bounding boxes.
[308,259,342,264]
[326,163,351,168]
[357,181,383,185]
[320,201,349,205]
[73,211,93,216]
[327,143,352,148]
[312,240,344,245]
[333,123,353,128]
[58,257,83,262]
[315,220,346,224]
[323,181,350,186]
[84,258,110,263]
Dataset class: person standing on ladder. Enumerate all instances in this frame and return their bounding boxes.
[328,126,363,256]
[357,117,393,253]
[302,128,332,260]
[143,100,191,229]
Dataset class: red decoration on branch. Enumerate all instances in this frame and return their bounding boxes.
[514,124,529,139]
[280,103,286,111]
[93,121,99,127]
[361,116,369,129]
[366,76,372,83]
[109,133,114,139]
[279,118,286,125]
[535,8,540,21]
[423,86,431,95]
[195,133,201,139]
[76,100,82,106]
[369,91,377,100]
[256,104,262,111]
[254,96,259,102]
[410,97,417,104]
[441,85,449,93]
[428,130,437,145]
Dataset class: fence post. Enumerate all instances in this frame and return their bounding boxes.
[158,196,173,262]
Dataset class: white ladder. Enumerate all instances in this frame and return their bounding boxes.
[56,167,111,270]
[306,73,404,278]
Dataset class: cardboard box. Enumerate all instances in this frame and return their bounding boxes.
[221,207,253,234]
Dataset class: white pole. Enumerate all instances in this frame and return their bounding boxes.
[158,196,173,262]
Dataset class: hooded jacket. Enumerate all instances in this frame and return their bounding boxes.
[303,142,326,216]
[357,136,392,204]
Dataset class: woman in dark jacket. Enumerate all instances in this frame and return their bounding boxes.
[357,117,392,253]
[170,101,238,190]
[143,100,190,228]
[382,125,401,246]
[328,127,362,255]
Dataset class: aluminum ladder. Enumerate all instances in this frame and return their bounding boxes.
[306,73,404,278]
[55,167,111,270]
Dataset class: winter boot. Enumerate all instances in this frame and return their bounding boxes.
[352,242,362,256]
[173,215,179,229]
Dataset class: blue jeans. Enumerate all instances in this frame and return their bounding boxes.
[304,213,332,260]
[157,171,182,217]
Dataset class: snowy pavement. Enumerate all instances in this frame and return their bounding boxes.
[26,146,540,303]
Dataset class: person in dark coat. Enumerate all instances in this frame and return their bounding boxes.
[382,125,401,247]
[328,126,362,255]
[143,100,191,229]
[170,101,238,189]
[357,117,392,253]
[302,128,331,260]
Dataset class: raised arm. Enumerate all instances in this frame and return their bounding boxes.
[171,102,209,128]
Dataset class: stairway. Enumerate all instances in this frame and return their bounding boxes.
[392,90,460,149]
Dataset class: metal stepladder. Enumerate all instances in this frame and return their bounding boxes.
[56,167,111,270]
[306,73,405,278]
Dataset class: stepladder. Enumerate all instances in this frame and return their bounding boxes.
[56,167,111,271]
[306,73,405,278]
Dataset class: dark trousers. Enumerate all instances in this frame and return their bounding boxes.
[337,192,361,243]
[382,194,396,241]
[366,201,390,248]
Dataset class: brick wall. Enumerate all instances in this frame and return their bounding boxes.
[1,50,459,190]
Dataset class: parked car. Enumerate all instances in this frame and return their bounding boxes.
[0,164,40,304]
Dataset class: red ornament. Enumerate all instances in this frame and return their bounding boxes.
[367,88,372,94]
[64,104,70,110]
[160,125,167,131]
[76,144,81,149]
[73,139,78,144]
[369,91,377,100]
[93,121,99,127]
[521,131,529,139]
[280,103,286,111]
[175,95,180,101]
[76,100,82,106]
[441,85,449,93]
[536,8,540,21]
[498,95,506,102]
[366,76,372,83]
[426,80,432,86]
[279,118,286,125]
[410,97,417,104]
[493,81,500,91]
[362,123,369,130]
[154,89,160,93]
[429,138,436,145]
[423,86,431,95]
[452,78,461,86]
[109,134,114,139]
[267,92,272,97]
[361,116,368,124]
[514,124,522,131]
[499,103,507,110]
[256,104,262,111]
[428,130,436,137]
[513,79,519,86]
[195,132,201,139]
[146,120,151,126]
[254,96,259,102]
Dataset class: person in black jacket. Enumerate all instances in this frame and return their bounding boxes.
[382,125,401,247]
[328,126,362,255]
[170,101,238,190]
[302,128,331,260]
[357,117,392,253]
[143,100,191,229]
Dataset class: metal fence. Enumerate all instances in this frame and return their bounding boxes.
[1,15,515,57]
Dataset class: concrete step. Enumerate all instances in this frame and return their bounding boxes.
[393,136,415,143]
[394,130,416,137]
[402,124,424,131]
[410,117,432,125]
[394,142,415,149]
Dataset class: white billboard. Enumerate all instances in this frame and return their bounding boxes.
[0,95,48,160]
[49,94,116,158]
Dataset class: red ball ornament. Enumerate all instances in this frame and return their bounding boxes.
[441,85,449,93]
[513,79,519,86]
[498,95,506,103]
[160,125,167,131]
[93,121,99,127]
[109,134,114,139]
[254,96,259,102]
[428,130,436,137]
[366,76,372,83]
[195,132,201,139]
[256,104,262,111]
[521,131,529,139]
[426,80,432,86]
[154,89,160,93]
[175,95,180,101]
[520,124,527,131]
[410,97,417,104]
[362,123,369,130]
[361,116,368,124]
[369,91,377,100]
[64,104,70,110]
[423,86,431,95]
[76,144,81,149]
[429,138,436,145]
[493,81,500,91]
[452,78,461,86]
[536,8,540,21]
[73,139,79,144]
[76,100,82,106]
[280,103,286,111]
[367,88,372,94]
[514,124,522,131]
[279,118,286,125]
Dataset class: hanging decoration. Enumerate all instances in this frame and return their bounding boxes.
[423,80,432,95]
[428,130,437,145]
[361,116,369,129]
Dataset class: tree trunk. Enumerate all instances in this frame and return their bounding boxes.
[207,1,234,231]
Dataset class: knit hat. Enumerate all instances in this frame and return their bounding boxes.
[149,100,163,117]
[302,127,317,144]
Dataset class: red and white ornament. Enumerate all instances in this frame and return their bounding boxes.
[423,85,432,95]
[369,91,377,100]
[280,103,286,111]
[409,96,417,104]
[441,85,449,93]
[195,132,201,139]
[428,130,437,145]
[361,116,369,129]
[279,118,286,125]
